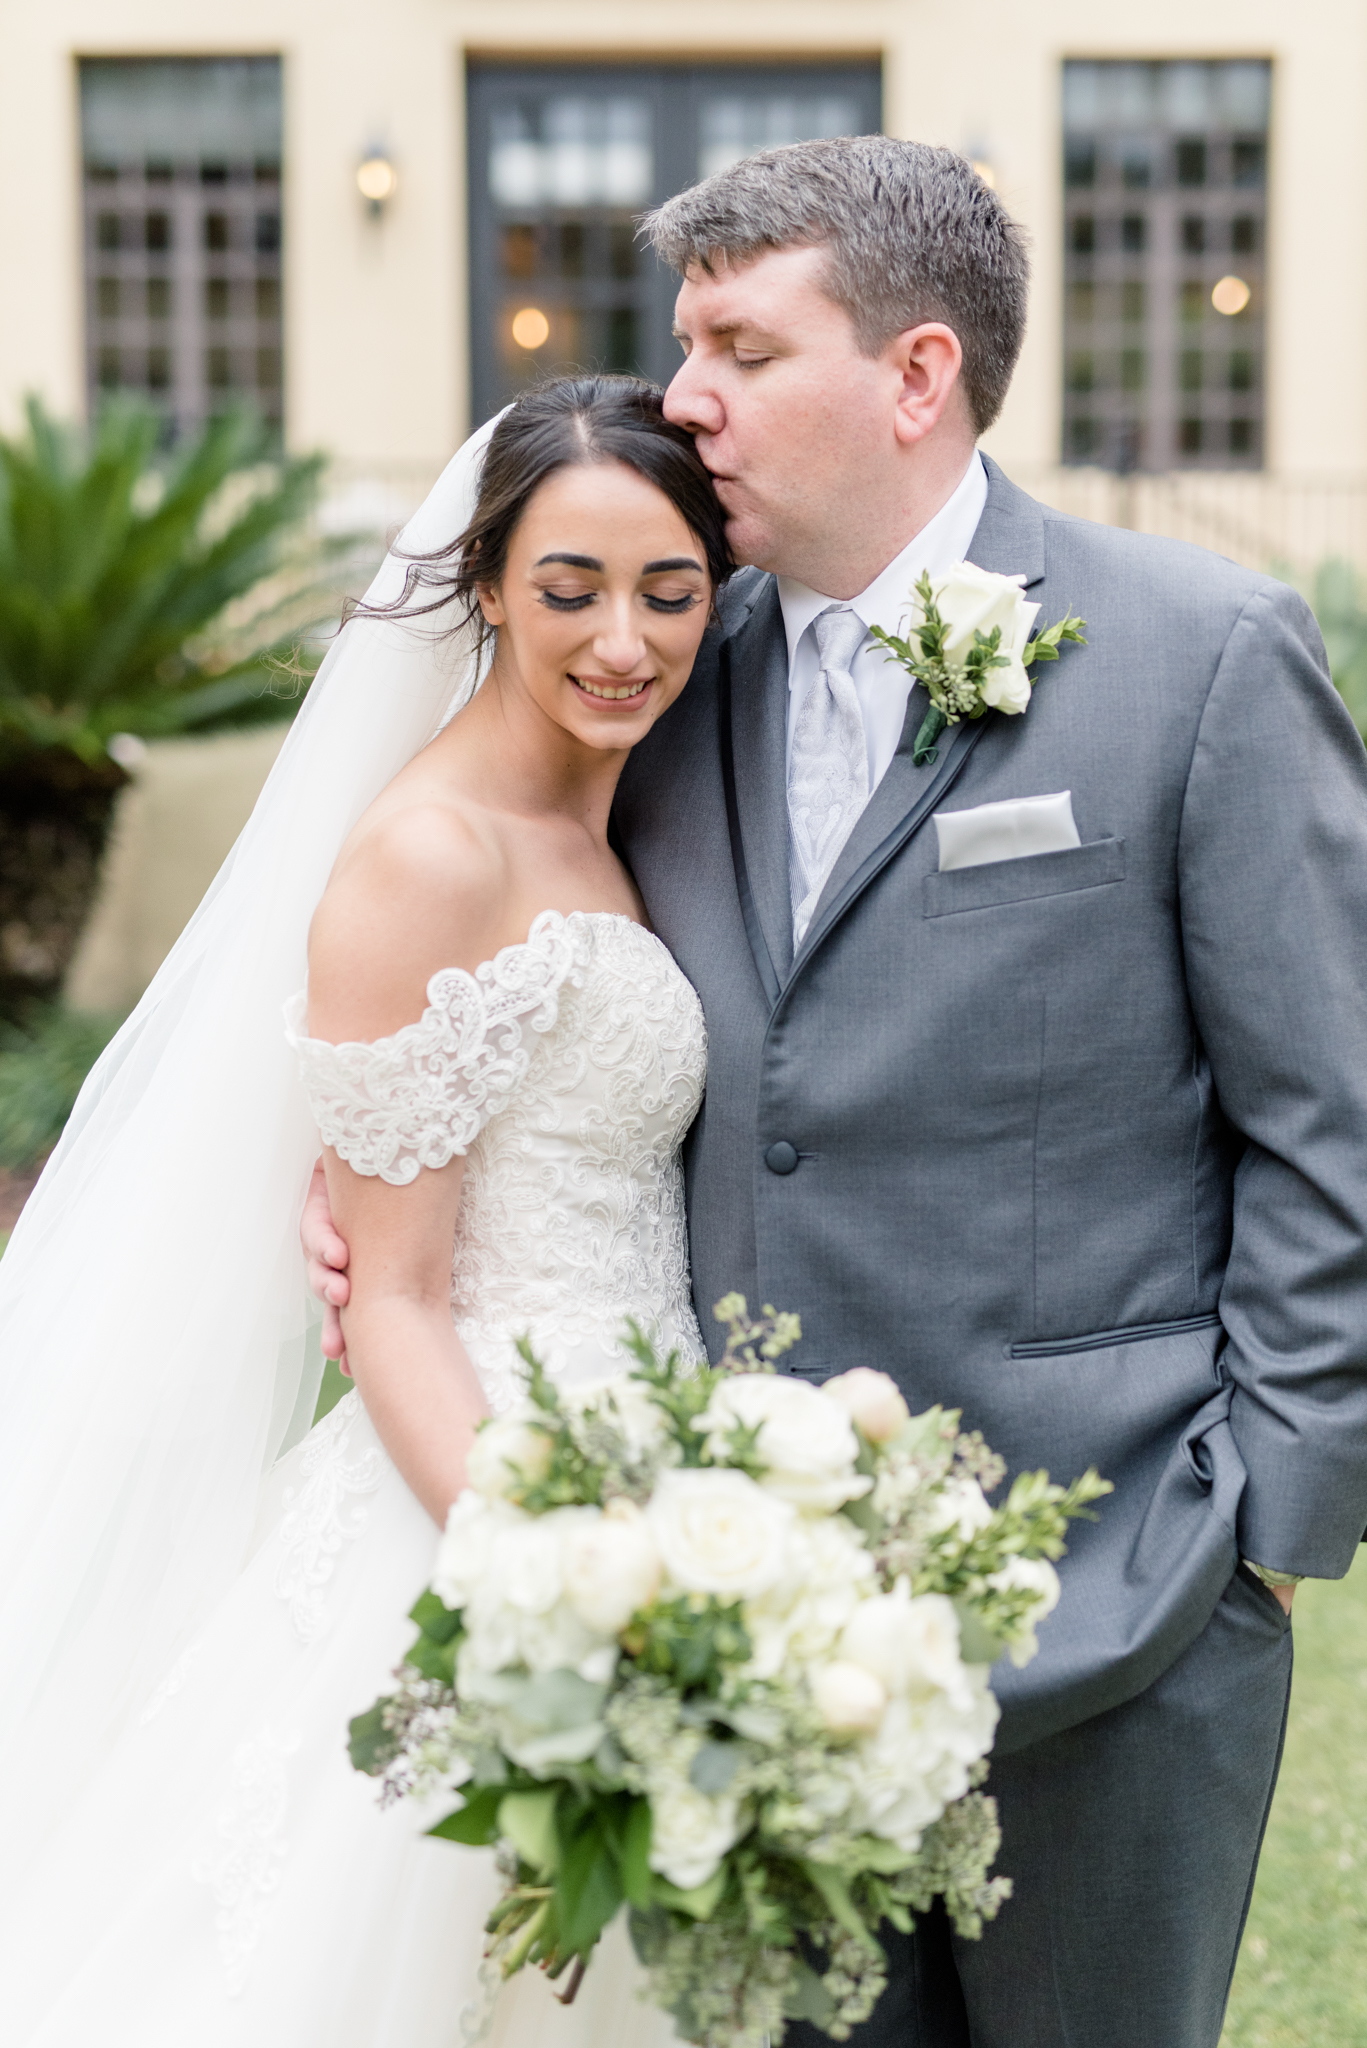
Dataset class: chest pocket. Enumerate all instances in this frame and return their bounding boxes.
[923,836,1125,918]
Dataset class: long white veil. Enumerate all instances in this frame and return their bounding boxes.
[0,413,500,1903]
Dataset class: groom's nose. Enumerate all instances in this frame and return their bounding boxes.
[663,356,726,440]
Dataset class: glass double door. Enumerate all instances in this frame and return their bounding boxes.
[466,62,882,424]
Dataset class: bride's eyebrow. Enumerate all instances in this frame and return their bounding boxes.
[642,556,703,574]
[533,552,603,571]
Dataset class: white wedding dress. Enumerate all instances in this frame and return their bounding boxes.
[7,909,705,2048]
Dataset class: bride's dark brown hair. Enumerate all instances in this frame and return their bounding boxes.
[356,375,733,647]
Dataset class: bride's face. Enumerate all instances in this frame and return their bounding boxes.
[477,457,712,752]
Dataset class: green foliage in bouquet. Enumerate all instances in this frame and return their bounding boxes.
[350,1301,1110,2047]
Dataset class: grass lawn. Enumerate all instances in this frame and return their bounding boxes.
[1222,1550,1367,2045]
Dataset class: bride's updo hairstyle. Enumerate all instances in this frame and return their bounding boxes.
[372,375,732,645]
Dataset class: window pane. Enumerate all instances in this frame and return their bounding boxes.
[80,57,284,441]
[468,61,881,417]
[1062,58,1268,470]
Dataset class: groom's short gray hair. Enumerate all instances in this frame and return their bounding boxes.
[643,135,1030,434]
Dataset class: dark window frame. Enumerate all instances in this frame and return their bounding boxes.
[466,60,883,425]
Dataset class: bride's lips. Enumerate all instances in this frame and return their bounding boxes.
[569,672,654,707]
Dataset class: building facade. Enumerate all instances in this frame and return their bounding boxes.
[2,1,1365,565]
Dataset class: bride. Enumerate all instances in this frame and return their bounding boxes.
[0,377,731,2045]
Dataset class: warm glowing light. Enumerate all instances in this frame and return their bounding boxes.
[356,156,398,205]
[1211,274,1251,317]
[511,306,551,350]
[970,159,997,189]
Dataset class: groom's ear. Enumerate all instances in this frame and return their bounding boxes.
[890,323,967,449]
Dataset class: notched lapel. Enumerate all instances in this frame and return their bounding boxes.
[722,579,793,986]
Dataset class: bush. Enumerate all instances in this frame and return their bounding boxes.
[0,1004,121,1170]
[0,398,340,1008]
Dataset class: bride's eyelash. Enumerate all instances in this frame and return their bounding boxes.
[539,591,594,612]
[644,593,699,614]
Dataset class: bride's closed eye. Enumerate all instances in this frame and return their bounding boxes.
[539,590,595,612]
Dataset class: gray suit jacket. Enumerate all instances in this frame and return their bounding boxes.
[614,458,1367,1752]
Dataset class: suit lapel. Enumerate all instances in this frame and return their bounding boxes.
[788,460,1051,986]
[719,578,793,1002]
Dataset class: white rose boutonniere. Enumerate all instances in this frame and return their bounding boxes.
[870,563,1087,766]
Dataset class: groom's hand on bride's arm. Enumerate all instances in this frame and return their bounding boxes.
[303,1158,352,1372]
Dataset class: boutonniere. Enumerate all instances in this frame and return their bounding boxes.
[869,563,1087,767]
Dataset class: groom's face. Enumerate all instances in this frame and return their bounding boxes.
[665,244,917,584]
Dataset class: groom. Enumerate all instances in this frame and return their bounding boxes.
[309,139,1367,2045]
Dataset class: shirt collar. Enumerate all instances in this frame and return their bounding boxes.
[775,451,989,671]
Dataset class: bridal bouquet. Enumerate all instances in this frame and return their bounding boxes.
[350,1301,1109,2048]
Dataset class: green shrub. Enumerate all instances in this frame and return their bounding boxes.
[0,1004,121,1170]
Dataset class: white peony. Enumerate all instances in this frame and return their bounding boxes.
[987,1554,1062,1667]
[560,1497,662,1636]
[693,1373,870,1512]
[849,1676,1000,1855]
[839,1581,973,1706]
[743,1512,876,1679]
[811,1659,889,1736]
[647,1467,794,1601]
[563,1374,671,1460]
[926,1475,995,1544]
[916,561,1040,716]
[820,1367,910,1444]
[648,1780,745,1892]
[465,1410,554,1499]
[436,1497,617,1681]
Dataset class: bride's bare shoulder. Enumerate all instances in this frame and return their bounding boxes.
[307,797,514,1043]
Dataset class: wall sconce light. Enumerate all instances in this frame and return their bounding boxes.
[357,150,398,219]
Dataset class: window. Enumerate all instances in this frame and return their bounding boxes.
[467,62,882,421]
[1062,60,1269,470]
[80,58,283,442]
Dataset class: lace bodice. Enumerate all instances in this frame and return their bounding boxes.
[288,911,707,1410]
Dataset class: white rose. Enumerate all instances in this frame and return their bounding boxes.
[987,1554,1062,1667]
[465,1410,554,1499]
[694,1374,870,1511]
[917,562,1040,717]
[811,1659,889,1736]
[648,1781,744,1892]
[820,1368,910,1444]
[647,1467,794,1600]
[926,1476,995,1544]
[839,1582,970,1704]
[560,1497,662,1636]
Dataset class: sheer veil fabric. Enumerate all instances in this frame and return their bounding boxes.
[0,412,502,1910]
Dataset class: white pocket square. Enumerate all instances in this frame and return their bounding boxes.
[933,791,1081,872]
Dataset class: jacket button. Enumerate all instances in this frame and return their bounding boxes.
[764,1141,799,1175]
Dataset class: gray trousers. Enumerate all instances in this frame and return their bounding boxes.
[790,1566,1293,2048]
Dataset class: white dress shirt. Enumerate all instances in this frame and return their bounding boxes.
[777,452,989,798]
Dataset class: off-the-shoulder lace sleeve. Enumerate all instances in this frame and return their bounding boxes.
[284,910,585,1185]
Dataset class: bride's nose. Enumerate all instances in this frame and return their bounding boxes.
[591,597,649,674]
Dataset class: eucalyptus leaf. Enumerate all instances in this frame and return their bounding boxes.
[653,1864,729,1920]
[688,1738,744,1794]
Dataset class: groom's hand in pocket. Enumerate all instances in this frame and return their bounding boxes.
[302,1158,353,1373]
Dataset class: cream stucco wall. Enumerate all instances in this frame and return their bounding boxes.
[2,0,1363,477]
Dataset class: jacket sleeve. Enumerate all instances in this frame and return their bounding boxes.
[1179,579,1367,1576]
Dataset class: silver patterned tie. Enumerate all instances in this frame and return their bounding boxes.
[787,604,870,946]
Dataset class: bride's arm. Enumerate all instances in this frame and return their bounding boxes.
[323,1148,485,1525]
[304,802,515,1523]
